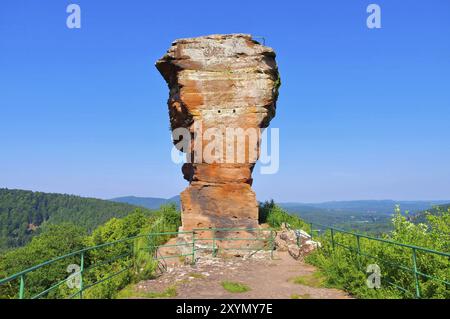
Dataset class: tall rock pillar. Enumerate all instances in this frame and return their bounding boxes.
[156,34,280,233]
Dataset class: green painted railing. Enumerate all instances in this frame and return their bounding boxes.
[307,222,450,299]
[1,221,448,299]
[0,227,274,299]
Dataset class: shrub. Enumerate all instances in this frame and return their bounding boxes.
[0,204,182,299]
[259,200,308,230]
[306,208,450,299]
[82,206,181,298]
[0,223,86,299]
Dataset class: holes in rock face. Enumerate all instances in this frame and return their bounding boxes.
[215,109,237,114]
[232,216,238,219]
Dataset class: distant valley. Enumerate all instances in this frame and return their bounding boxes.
[2,188,449,252]
[111,196,450,235]
[0,189,153,251]
[110,195,181,209]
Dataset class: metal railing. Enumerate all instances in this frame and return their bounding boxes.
[2,221,448,299]
[306,222,450,299]
[0,227,274,299]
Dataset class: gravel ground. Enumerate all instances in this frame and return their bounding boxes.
[132,250,351,299]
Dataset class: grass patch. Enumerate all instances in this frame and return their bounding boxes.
[291,272,326,288]
[188,273,206,279]
[221,281,251,293]
[116,285,177,299]
[146,286,177,298]
[291,293,312,299]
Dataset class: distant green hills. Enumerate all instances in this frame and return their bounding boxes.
[0,189,153,252]
[110,195,180,209]
[110,196,450,235]
[279,200,450,234]
[111,197,450,214]
[2,188,449,251]
[409,203,450,223]
[281,199,450,214]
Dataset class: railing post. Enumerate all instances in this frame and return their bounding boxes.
[79,251,84,299]
[330,228,335,251]
[412,248,421,298]
[212,230,217,257]
[270,230,274,259]
[310,223,314,240]
[356,235,361,255]
[19,275,25,299]
[191,231,196,265]
[356,234,361,269]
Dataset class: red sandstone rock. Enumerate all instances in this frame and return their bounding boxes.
[156,34,280,233]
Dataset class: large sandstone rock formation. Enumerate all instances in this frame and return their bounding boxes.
[156,34,280,235]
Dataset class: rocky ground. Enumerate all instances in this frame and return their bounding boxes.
[125,251,350,299]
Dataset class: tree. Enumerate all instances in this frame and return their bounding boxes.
[0,223,86,299]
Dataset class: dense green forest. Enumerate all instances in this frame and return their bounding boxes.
[109,196,450,236]
[0,189,153,251]
[0,195,448,299]
[0,204,180,299]
[409,203,450,224]
[283,201,450,236]
[262,201,450,299]
[286,208,393,235]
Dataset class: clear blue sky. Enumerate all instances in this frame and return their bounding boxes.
[1,0,449,202]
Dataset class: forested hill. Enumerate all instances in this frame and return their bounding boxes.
[0,189,153,251]
[410,203,450,223]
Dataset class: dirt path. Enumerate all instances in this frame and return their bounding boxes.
[128,250,350,299]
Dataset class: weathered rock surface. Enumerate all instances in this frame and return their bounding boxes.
[274,223,321,260]
[156,34,280,234]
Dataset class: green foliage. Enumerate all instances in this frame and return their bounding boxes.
[144,286,177,298]
[291,272,326,288]
[221,281,250,293]
[0,224,86,299]
[188,272,206,279]
[291,293,311,299]
[132,204,181,282]
[410,203,450,224]
[3,196,447,300]
[116,284,177,299]
[132,227,158,283]
[0,188,154,251]
[306,207,450,299]
[286,208,393,236]
[0,204,182,299]
[81,212,150,299]
[153,203,182,232]
[259,200,308,230]
[81,206,181,299]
